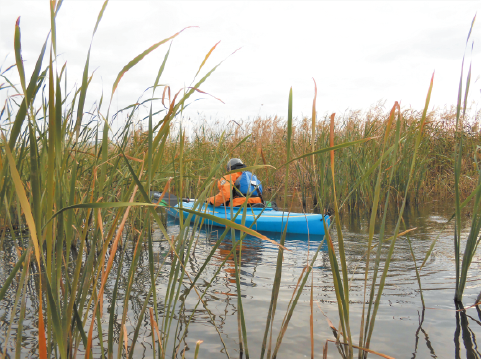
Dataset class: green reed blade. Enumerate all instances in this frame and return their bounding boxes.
[128,283,156,359]
[272,239,326,356]
[65,207,89,343]
[179,127,185,219]
[261,88,292,359]
[148,106,153,186]
[95,280,105,358]
[72,299,88,349]
[363,109,402,355]
[194,341,203,359]
[328,112,353,356]
[458,156,481,297]
[64,148,77,268]
[464,14,476,45]
[3,250,29,359]
[456,56,479,300]
[283,87,293,211]
[163,249,182,352]
[45,47,56,279]
[93,0,108,37]
[420,178,481,270]
[153,42,171,95]
[52,76,64,301]
[311,78,317,166]
[146,105,160,326]
[231,134,251,150]
[0,245,28,301]
[14,17,27,98]
[42,258,66,358]
[194,41,221,79]
[1,131,43,276]
[75,48,92,134]
[359,103,399,353]
[453,18,473,298]
[59,60,66,83]
[325,230,350,348]
[15,261,29,359]
[364,74,434,350]
[49,0,57,56]
[231,202,250,357]
[3,31,47,211]
[75,0,108,136]
[110,27,192,102]
[100,114,109,195]
[0,75,20,95]
[107,246,124,358]
[0,63,16,74]
[118,233,146,358]
[61,272,88,350]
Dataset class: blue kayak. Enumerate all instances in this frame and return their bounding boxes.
[165,201,330,235]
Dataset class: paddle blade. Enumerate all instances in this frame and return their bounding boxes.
[150,191,179,206]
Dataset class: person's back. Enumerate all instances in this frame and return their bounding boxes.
[207,158,263,207]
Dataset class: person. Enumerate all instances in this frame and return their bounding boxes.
[207,158,263,207]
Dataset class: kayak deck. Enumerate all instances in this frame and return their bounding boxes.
[166,202,330,235]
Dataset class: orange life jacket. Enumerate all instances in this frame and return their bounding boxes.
[207,172,262,207]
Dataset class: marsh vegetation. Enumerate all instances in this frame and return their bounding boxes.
[0,2,480,358]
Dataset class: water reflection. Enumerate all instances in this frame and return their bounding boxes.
[412,309,437,359]
[208,231,263,286]
[455,302,481,359]
[1,203,481,358]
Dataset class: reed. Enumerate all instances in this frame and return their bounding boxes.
[0,2,480,359]
[177,108,480,211]
[0,2,282,358]
[452,15,481,302]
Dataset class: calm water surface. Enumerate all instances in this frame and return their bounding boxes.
[0,202,480,358]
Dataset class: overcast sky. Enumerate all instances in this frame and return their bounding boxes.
[1,1,480,132]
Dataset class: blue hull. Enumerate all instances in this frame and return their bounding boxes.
[166,202,330,236]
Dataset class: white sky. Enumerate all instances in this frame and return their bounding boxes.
[1,1,480,132]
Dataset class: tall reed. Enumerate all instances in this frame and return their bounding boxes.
[1,3,480,359]
[171,106,480,212]
[0,2,283,358]
[453,15,481,302]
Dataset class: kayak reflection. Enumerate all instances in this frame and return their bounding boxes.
[165,214,328,287]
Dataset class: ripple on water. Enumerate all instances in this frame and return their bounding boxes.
[0,203,480,358]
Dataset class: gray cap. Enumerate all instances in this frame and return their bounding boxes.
[226,158,243,171]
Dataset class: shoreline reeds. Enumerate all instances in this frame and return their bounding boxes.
[165,107,480,211]
[0,2,480,359]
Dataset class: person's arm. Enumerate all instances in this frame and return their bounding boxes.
[207,176,232,206]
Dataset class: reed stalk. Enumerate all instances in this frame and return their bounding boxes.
[1,4,479,359]
[453,14,481,303]
[0,3,285,358]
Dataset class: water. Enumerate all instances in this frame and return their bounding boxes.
[0,203,480,358]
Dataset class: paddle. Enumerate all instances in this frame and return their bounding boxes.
[150,191,278,211]
[149,191,194,206]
